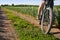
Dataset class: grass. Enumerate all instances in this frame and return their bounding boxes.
[3,8,57,40]
[5,6,60,18]
[5,6,38,18]
[5,6,60,27]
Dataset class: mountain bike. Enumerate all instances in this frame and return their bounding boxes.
[39,0,54,34]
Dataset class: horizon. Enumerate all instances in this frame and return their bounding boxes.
[1,3,60,6]
[0,0,60,5]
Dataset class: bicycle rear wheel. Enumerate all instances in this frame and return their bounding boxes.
[41,7,52,34]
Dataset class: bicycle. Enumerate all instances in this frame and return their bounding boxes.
[39,0,54,34]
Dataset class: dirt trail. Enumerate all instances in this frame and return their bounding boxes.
[0,9,18,40]
[4,8,60,39]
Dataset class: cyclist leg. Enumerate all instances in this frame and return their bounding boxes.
[37,0,45,20]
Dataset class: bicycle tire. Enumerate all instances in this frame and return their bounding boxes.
[40,7,52,34]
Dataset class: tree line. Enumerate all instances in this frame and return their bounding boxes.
[1,4,38,7]
[1,4,60,7]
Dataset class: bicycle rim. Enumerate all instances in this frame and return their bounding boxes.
[41,7,52,34]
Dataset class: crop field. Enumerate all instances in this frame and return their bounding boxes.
[3,7,58,40]
[5,6,60,18]
[5,6,60,27]
[5,6,38,18]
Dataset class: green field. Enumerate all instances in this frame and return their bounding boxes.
[3,7,58,40]
[5,6,38,17]
[5,6,60,18]
[5,6,60,28]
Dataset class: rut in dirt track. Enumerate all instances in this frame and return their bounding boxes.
[0,9,18,40]
[6,9,60,39]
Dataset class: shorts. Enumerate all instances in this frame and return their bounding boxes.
[44,0,54,9]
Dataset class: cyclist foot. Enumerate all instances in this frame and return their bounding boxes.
[36,15,41,20]
[36,15,41,24]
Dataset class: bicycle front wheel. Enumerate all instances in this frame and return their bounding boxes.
[41,7,53,34]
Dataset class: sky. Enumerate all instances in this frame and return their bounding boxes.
[0,0,60,5]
